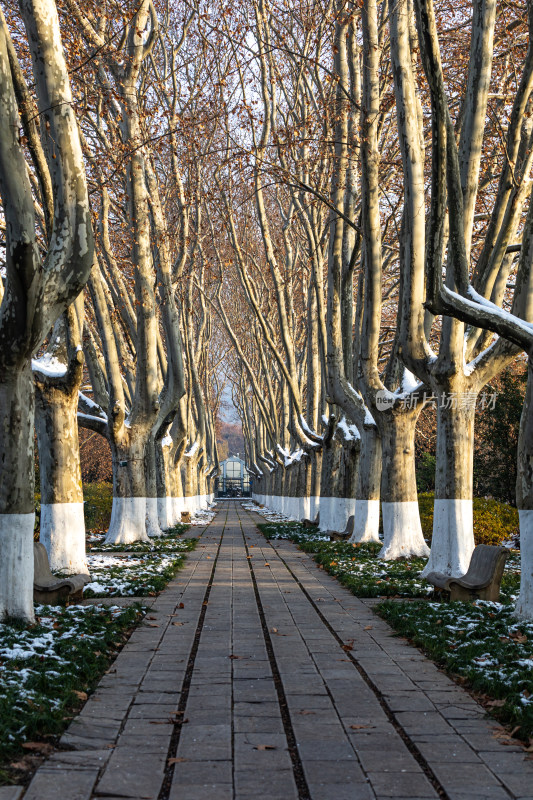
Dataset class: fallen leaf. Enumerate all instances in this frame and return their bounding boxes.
[178,602,185,609]
[363,625,373,631]
[167,757,188,764]
[146,623,159,628]
[73,690,88,701]
[172,622,184,626]
[486,699,506,708]
[254,745,277,750]
[22,742,54,754]
[271,628,278,633]
[296,710,315,715]
[350,725,374,730]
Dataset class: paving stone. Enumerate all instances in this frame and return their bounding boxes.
[0,789,23,800]
[43,750,111,770]
[23,769,99,800]
[306,783,375,800]
[233,768,298,797]
[94,748,166,798]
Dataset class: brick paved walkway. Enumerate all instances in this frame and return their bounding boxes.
[11,502,533,800]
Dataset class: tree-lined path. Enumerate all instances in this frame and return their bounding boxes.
[13,503,533,800]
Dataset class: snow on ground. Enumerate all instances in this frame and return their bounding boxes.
[83,551,186,596]
[188,506,217,526]
[0,604,144,752]
[240,501,298,523]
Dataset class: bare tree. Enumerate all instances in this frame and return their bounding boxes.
[0,0,93,621]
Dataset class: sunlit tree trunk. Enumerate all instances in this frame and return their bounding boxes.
[0,1,93,621]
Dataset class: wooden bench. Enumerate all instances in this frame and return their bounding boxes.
[34,542,90,605]
[424,544,509,602]
[329,515,355,542]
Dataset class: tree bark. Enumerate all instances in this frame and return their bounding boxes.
[379,409,429,559]
[421,386,476,577]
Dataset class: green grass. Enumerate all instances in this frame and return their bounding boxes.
[83,541,197,597]
[0,603,145,782]
[257,521,521,600]
[258,520,330,544]
[377,598,533,740]
[82,482,113,533]
[88,524,191,553]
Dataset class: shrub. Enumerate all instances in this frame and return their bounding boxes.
[83,482,113,533]
[416,452,436,493]
[417,492,519,545]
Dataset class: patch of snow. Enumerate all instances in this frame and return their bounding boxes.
[337,416,360,442]
[184,441,200,458]
[32,354,67,378]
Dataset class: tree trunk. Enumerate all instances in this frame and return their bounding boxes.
[184,454,200,514]
[422,389,476,578]
[310,449,322,522]
[319,431,354,533]
[35,380,88,574]
[379,410,429,559]
[515,361,533,618]
[0,365,36,621]
[145,434,163,537]
[351,426,382,543]
[156,438,175,530]
[106,434,150,544]
[171,455,185,523]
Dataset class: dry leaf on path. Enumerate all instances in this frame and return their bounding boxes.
[22,742,54,754]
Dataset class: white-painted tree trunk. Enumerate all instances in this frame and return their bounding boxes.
[351,499,381,543]
[421,499,474,578]
[107,497,149,544]
[422,398,476,578]
[145,436,163,537]
[0,368,37,622]
[40,503,87,574]
[157,496,175,530]
[350,427,381,543]
[516,510,533,618]
[35,339,88,575]
[379,413,429,559]
[319,497,356,533]
[0,513,35,620]
[106,444,150,544]
[381,501,429,559]
[515,366,533,619]
[145,497,162,538]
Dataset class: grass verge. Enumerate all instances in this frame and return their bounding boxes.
[83,539,197,597]
[258,521,520,600]
[377,598,533,741]
[0,603,145,784]
[87,524,191,553]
